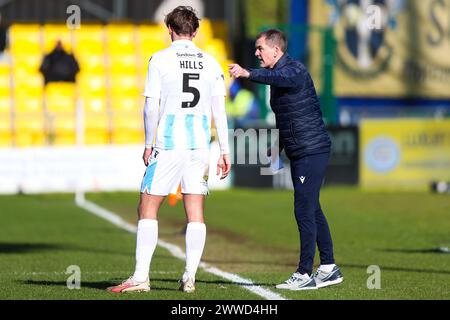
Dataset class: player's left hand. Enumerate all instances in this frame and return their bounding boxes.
[228,64,250,78]
[142,147,153,166]
[217,153,231,180]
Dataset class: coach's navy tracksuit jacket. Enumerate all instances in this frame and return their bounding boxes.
[249,53,335,275]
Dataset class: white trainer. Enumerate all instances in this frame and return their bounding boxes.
[313,265,344,288]
[275,272,318,290]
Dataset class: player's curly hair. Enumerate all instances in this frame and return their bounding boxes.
[164,6,200,36]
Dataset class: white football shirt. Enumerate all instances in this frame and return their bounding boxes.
[144,39,226,150]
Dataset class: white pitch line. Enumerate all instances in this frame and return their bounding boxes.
[11,271,179,276]
[75,191,286,300]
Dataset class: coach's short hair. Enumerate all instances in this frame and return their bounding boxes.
[164,6,200,36]
[257,29,287,53]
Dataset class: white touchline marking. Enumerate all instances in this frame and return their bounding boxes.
[11,271,179,276]
[75,191,287,300]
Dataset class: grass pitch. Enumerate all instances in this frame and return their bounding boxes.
[0,187,449,300]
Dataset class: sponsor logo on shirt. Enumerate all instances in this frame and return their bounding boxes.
[176,52,197,59]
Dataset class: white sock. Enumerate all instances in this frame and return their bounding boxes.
[318,264,336,273]
[133,219,158,282]
[184,222,206,281]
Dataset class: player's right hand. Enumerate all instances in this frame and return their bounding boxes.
[217,153,231,180]
[143,147,153,166]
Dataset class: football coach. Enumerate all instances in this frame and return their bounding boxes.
[229,29,343,290]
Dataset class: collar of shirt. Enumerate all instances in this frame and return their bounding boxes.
[171,39,196,48]
[273,53,291,69]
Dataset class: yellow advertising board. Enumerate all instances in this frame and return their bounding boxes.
[360,119,450,190]
[310,0,450,98]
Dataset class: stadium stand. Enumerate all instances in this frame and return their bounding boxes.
[1,20,231,147]
[0,112,11,147]
[14,113,46,147]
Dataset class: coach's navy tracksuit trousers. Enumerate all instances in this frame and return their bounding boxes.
[290,151,335,275]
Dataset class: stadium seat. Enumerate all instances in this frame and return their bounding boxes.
[110,95,139,113]
[84,113,110,145]
[110,74,139,96]
[12,51,44,72]
[73,25,105,56]
[136,24,166,41]
[136,24,168,79]
[14,96,43,113]
[5,22,233,148]
[138,41,166,69]
[14,113,46,147]
[77,55,106,74]
[77,73,106,96]
[0,95,11,114]
[11,68,37,86]
[106,24,136,55]
[9,24,42,55]
[81,95,107,114]
[45,83,77,113]
[136,24,168,62]
[0,65,10,104]
[194,19,213,47]
[12,54,43,75]
[109,54,138,75]
[13,73,43,98]
[0,73,10,97]
[13,71,43,88]
[204,39,228,61]
[0,113,12,147]
[42,24,73,53]
[111,113,143,144]
[49,114,76,145]
[0,63,10,76]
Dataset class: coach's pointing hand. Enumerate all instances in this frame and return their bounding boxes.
[228,64,250,79]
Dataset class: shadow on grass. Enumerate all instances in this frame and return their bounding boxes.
[203,250,450,277]
[202,258,294,267]
[0,243,63,254]
[382,248,450,254]
[19,277,277,291]
[341,263,450,275]
[18,280,178,292]
[0,242,130,256]
[152,278,277,287]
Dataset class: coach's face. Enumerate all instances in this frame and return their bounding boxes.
[255,36,280,69]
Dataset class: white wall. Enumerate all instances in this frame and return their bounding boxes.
[0,142,230,194]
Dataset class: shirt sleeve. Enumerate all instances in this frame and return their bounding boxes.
[248,64,304,88]
[211,60,226,97]
[143,56,161,98]
[143,97,160,148]
[211,95,230,154]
